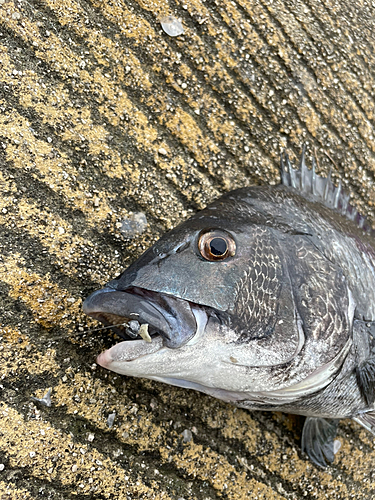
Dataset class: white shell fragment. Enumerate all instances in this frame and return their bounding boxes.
[333,439,342,454]
[119,212,147,238]
[139,323,152,343]
[160,16,184,37]
[31,388,52,407]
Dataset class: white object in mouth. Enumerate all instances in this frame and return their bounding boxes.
[96,306,208,368]
[139,323,152,343]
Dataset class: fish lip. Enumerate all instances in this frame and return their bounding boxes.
[83,286,202,349]
[96,336,165,366]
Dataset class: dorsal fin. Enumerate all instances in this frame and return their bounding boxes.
[280,147,371,233]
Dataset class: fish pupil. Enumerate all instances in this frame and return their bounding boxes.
[209,237,227,256]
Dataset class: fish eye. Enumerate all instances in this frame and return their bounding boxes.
[198,230,236,261]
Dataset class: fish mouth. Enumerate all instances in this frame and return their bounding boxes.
[82,286,208,364]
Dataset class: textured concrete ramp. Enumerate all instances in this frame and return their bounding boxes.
[1,0,375,498]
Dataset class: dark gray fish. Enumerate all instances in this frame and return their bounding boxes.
[83,148,375,467]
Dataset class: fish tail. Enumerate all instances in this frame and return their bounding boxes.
[280,146,371,233]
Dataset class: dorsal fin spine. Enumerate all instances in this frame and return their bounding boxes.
[311,157,317,196]
[334,180,342,209]
[323,168,332,202]
[280,153,289,186]
[300,144,307,191]
[280,147,372,235]
[287,153,297,189]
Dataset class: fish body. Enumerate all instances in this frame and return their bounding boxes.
[83,150,375,466]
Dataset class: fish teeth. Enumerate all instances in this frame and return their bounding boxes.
[139,323,152,343]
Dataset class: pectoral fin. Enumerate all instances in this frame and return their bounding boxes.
[353,410,375,434]
[301,417,339,467]
[356,360,375,405]
[353,320,375,406]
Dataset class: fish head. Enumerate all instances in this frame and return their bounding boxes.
[83,190,352,402]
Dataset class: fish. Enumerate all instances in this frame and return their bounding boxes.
[83,147,375,467]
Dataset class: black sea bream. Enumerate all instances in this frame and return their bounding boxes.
[83,149,375,467]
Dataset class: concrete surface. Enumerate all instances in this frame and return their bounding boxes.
[0,0,375,498]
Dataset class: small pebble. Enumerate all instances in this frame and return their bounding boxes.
[119,212,147,238]
[107,412,116,428]
[182,429,193,443]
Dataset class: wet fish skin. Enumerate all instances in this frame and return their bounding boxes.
[83,150,375,467]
